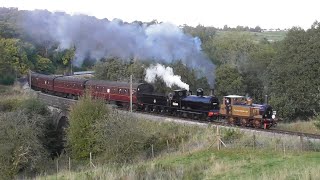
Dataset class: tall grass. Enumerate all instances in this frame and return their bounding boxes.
[277,120,320,135]
[36,125,320,179]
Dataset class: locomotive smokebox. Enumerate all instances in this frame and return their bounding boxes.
[196,88,204,97]
[264,95,268,104]
[210,89,215,96]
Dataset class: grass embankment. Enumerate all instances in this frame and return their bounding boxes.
[39,149,320,180]
[37,125,320,180]
[0,84,31,111]
[277,120,320,135]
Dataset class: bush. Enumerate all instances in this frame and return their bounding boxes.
[314,115,320,130]
[96,112,200,163]
[0,111,48,178]
[0,98,21,112]
[0,74,15,85]
[67,94,108,159]
[20,98,50,116]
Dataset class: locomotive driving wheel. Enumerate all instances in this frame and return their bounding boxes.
[240,118,248,127]
[253,119,262,128]
[227,117,236,125]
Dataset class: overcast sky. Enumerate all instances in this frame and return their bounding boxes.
[1,0,319,29]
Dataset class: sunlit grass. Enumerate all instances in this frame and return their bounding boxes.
[277,120,320,135]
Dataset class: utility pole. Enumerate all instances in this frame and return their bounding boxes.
[130,74,132,112]
[130,59,134,112]
[29,69,32,88]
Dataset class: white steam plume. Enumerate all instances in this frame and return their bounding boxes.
[145,64,189,90]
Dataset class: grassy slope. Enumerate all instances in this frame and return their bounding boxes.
[39,149,320,180]
[216,30,287,42]
[276,121,320,135]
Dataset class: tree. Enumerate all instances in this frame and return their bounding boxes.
[34,55,54,74]
[215,64,246,98]
[94,58,129,81]
[267,24,320,120]
[0,37,30,84]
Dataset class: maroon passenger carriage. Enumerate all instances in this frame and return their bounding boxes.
[85,80,154,108]
[30,73,154,108]
[53,76,87,99]
[30,73,60,92]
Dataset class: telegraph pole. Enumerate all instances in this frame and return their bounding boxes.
[130,74,132,112]
[129,59,134,112]
[29,69,32,88]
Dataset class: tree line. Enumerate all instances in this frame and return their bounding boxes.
[0,7,319,120]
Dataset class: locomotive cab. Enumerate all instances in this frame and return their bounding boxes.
[220,95,247,116]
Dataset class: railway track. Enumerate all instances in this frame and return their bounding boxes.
[133,110,320,140]
[37,92,320,140]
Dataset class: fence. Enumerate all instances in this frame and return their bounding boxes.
[41,125,320,179]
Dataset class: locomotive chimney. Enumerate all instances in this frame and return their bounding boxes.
[210,89,215,96]
[264,95,268,104]
[196,88,204,97]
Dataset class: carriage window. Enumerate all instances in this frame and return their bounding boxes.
[124,89,128,94]
[107,89,110,93]
[118,88,122,94]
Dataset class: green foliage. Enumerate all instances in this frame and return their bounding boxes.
[94,58,130,81]
[67,94,108,159]
[314,115,320,130]
[35,55,54,74]
[222,129,242,142]
[267,24,320,120]
[215,64,246,97]
[0,74,15,85]
[0,98,21,112]
[19,98,50,116]
[0,111,48,178]
[207,31,257,66]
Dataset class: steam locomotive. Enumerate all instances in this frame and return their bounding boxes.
[30,73,277,129]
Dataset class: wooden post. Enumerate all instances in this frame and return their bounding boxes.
[69,157,71,179]
[56,158,59,180]
[151,144,154,158]
[217,126,220,150]
[253,133,256,149]
[166,139,169,153]
[90,152,93,168]
[182,138,185,153]
[283,141,286,156]
[300,136,303,151]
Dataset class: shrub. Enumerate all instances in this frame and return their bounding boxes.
[314,115,320,130]
[0,74,15,85]
[67,94,108,159]
[0,111,48,178]
[0,98,21,112]
[20,98,50,116]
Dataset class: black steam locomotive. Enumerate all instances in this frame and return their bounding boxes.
[137,88,220,120]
